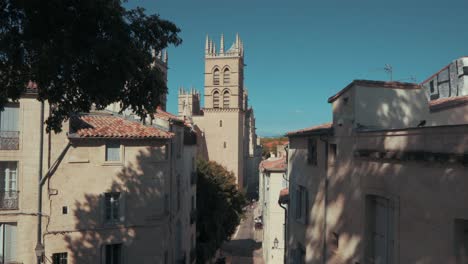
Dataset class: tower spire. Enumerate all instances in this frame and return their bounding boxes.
[235,33,240,49]
[205,35,209,54]
[220,33,224,54]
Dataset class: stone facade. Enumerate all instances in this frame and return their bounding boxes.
[286,76,468,263]
[0,51,196,263]
[178,34,261,193]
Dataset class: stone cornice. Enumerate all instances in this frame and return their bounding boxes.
[203,107,244,113]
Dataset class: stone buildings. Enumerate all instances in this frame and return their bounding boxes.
[285,57,468,264]
[0,54,196,263]
[259,157,287,264]
[177,34,261,196]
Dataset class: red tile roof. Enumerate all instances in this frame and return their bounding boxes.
[286,122,332,137]
[260,157,287,172]
[155,106,184,123]
[69,114,173,139]
[429,95,468,112]
[328,80,421,103]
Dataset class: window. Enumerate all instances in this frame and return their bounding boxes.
[62,206,68,215]
[176,131,182,158]
[223,90,230,108]
[463,66,468,75]
[104,192,122,223]
[0,223,17,263]
[429,80,435,93]
[0,105,20,150]
[219,120,223,127]
[104,244,122,264]
[213,68,220,85]
[213,91,220,108]
[454,219,468,264]
[105,142,120,162]
[307,138,317,165]
[0,105,19,132]
[0,162,18,209]
[365,195,394,264]
[52,253,68,264]
[223,68,230,84]
[295,185,308,224]
[223,142,227,148]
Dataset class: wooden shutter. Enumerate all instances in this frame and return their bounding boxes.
[0,106,19,132]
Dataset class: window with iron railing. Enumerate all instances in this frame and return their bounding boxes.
[0,161,18,210]
[0,105,19,150]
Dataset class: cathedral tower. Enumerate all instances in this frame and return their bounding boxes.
[204,33,245,109]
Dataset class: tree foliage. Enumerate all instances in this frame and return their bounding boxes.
[196,159,247,263]
[0,0,182,132]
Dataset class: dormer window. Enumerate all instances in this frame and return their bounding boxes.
[213,69,220,85]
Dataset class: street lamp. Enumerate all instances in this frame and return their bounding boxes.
[35,243,45,263]
[273,237,279,249]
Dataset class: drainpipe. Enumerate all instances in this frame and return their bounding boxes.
[36,101,45,264]
[319,134,329,264]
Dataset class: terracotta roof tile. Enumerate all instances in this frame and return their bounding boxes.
[155,107,184,123]
[286,122,332,137]
[328,80,421,103]
[260,157,287,172]
[69,114,173,139]
[429,95,468,112]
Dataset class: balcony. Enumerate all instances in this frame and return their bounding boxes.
[0,131,19,150]
[190,172,197,185]
[190,209,197,225]
[0,191,19,210]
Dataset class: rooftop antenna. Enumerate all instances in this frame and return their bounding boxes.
[384,64,393,81]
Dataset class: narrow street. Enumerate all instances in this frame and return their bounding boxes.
[220,203,264,264]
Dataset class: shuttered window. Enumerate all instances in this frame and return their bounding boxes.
[307,138,317,165]
[0,105,19,132]
[365,195,395,264]
[0,223,17,263]
[295,185,308,224]
[105,142,120,162]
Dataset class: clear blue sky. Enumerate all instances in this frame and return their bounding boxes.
[126,0,468,137]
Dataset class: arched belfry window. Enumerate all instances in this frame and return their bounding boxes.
[223,90,230,108]
[213,91,220,108]
[213,69,220,85]
[223,68,230,84]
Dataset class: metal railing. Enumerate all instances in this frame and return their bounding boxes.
[0,131,20,150]
[0,191,19,210]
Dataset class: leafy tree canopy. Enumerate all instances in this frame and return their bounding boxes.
[0,0,182,132]
[196,159,247,263]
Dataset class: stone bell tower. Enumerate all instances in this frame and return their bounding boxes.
[204,33,245,110]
